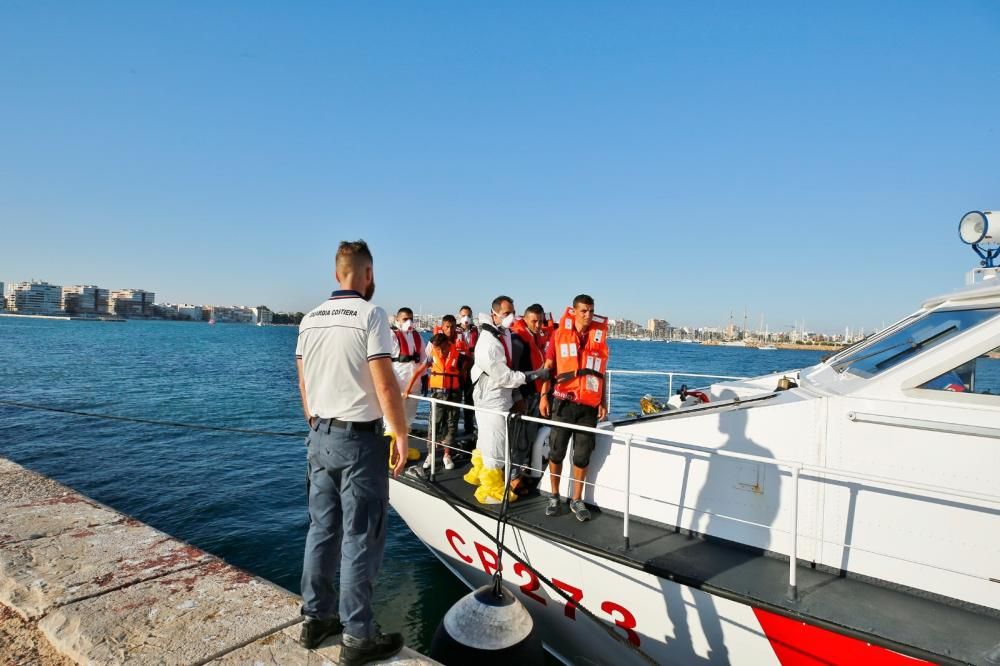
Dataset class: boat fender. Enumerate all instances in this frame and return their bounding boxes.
[430,584,544,665]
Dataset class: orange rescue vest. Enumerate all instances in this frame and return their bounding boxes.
[540,313,556,347]
[510,318,545,392]
[552,307,609,408]
[429,343,461,391]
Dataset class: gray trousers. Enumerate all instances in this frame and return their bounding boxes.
[301,422,389,639]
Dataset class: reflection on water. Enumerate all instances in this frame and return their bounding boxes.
[0,318,825,652]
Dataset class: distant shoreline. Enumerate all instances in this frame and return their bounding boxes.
[0,313,126,322]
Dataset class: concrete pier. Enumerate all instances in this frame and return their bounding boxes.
[0,457,438,665]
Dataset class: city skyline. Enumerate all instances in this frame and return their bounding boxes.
[2,3,998,331]
[3,275,876,336]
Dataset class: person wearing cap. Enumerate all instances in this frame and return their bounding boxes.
[295,240,407,664]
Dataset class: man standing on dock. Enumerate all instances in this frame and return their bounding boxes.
[295,240,408,664]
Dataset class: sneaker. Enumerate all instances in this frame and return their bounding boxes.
[299,615,343,649]
[443,456,455,470]
[570,499,592,522]
[545,496,561,517]
[341,630,405,666]
[422,455,432,470]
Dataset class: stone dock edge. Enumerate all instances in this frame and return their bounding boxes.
[0,456,438,665]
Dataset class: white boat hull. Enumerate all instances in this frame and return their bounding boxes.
[390,478,923,665]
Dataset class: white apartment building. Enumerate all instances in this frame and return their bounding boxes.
[176,304,203,321]
[208,305,254,324]
[109,289,155,317]
[7,281,64,314]
[251,306,273,326]
[0,282,5,310]
[61,285,110,315]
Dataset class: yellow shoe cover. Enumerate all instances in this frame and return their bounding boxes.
[463,449,483,486]
[407,448,422,462]
[473,467,518,505]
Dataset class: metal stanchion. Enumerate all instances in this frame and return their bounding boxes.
[430,400,437,481]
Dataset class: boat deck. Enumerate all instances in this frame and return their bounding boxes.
[399,453,1000,666]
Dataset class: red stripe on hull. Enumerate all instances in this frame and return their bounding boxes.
[753,608,930,665]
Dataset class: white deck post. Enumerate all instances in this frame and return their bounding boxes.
[623,434,633,549]
[668,373,674,399]
[788,465,800,600]
[606,371,613,416]
[429,400,437,481]
[504,414,511,490]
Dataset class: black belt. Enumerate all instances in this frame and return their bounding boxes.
[310,417,382,433]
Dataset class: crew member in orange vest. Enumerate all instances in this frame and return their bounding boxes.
[509,303,548,493]
[405,315,460,470]
[540,294,610,522]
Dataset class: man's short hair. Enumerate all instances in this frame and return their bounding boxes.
[431,333,449,347]
[458,305,472,315]
[524,303,545,317]
[336,240,373,275]
[442,314,457,325]
[492,295,513,311]
[397,307,413,317]
[573,294,595,308]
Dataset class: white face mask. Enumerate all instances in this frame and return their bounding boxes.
[495,312,515,329]
[459,315,471,326]
[399,319,412,332]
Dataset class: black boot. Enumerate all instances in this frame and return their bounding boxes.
[299,615,343,649]
[341,629,405,666]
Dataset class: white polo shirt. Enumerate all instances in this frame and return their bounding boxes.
[295,290,393,421]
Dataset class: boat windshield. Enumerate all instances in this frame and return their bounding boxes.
[832,307,1000,377]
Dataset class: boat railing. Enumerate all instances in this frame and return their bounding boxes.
[404,391,1000,602]
[604,369,747,413]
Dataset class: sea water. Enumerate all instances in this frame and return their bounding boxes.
[0,317,826,652]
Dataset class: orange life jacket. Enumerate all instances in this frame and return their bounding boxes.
[552,307,610,408]
[510,318,545,392]
[392,329,423,363]
[429,343,461,391]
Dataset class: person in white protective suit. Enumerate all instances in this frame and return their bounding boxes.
[463,295,550,504]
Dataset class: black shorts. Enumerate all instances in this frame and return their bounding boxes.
[548,399,598,468]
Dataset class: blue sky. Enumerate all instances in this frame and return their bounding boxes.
[2,2,998,332]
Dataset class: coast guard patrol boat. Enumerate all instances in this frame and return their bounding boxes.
[390,211,1000,665]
